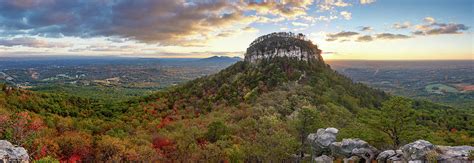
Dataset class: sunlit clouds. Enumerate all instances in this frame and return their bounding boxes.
[0,0,471,60]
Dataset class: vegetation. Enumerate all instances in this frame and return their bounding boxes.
[0,59,472,161]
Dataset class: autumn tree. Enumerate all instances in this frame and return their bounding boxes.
[0,112,43,146]
[205,121,229,143]
[360,96,421,148]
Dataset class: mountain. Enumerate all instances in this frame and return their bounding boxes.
[199,56,243,62]
[0,32,472,162]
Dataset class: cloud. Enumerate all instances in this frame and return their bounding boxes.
[308,15,339,22]
[412,17,469,35]
[1,1,256,46]
[340,11,352,20]
[356,35,373,42]
[292,22,310,27]
[375,33,411,40]
[414,23,469,35]
[423,17,436,24]
[0,37,71,48]
[392,22,411,29]
[326,31,410,42]
[325,17,468,43]
[242,26,258,32]
[326,31,359,41]
[318,0,351,11]
[243,0,314,18]
[359,26,373,31]
[256,16,286,23]
[360,0,376,4]
[1,1,295,47]
[156,51,244,58]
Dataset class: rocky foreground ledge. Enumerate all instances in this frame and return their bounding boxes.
[308,128,473,163]
[0,140,29,162]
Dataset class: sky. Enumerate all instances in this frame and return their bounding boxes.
[0,0,472,60]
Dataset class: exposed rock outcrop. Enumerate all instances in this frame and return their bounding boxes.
[376,149,403,162]
[436,145,474,162]
[307,128,338,156]
[307,128,474,163]
[244,32,323,63]
[330,139,378,162]
[307,128,377,163]
[400,140,435,161]
[0,140,29,162]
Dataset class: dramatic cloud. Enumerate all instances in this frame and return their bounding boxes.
[340,11,352,20]
[0,1,278,47]
[0,37,71,48]
[375,33,411,40]
[326,31,359,41]
[392,22,411,29]
[356,35,373,42]
[0,1,253,46]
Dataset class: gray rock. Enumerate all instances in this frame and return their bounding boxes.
[408,160,423,163]
[377,150,403,162]
[330,138,378,162]
[314,155,333,163]
[0,140,29,162]
[436,145,474,163]
[307,128,338,156]
[400,140,435,161]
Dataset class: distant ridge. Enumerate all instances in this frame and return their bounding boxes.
[199,56,243,62]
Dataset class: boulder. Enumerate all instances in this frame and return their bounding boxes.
[307,128,338,156]
[330,138,378,162]
[0,140,29,162]
[376,150,403,162]
[436,145,473,163]
[400,140,435,161]
[314,155,333,163]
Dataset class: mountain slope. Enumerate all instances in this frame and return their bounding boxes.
[127,57,472,160]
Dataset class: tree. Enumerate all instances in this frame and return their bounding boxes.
[360,96,419,148]
[0,112,43,146]
[291,106,320,158]
[95,135,127,161]
[205,121,229,143]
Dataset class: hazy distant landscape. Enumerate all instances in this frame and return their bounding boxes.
[2,57,471,108]
[0,56,241,99]
[328,60,474,109]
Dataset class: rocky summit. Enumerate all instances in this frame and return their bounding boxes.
[244,32,323,63]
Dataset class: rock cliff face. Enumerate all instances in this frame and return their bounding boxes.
[307,128,474,163]
[0,140,29,162]
[244,32,323,63]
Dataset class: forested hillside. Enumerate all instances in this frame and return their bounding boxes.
[0,57,472,161]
